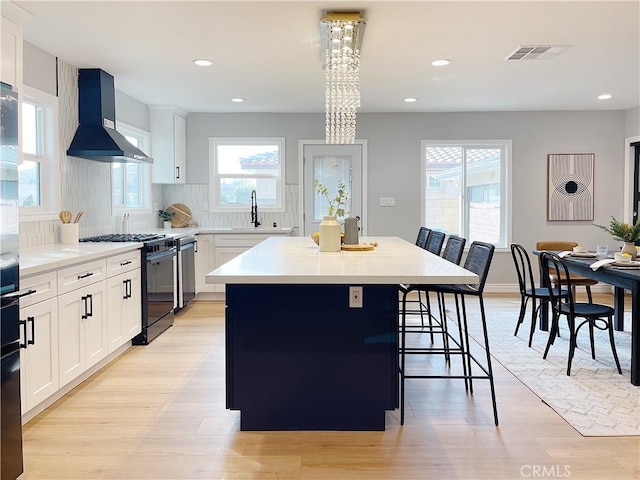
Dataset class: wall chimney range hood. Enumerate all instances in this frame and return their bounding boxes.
[67,68,152,163]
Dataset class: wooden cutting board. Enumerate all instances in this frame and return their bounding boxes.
[341,244,376,251]
[166,203,192,227]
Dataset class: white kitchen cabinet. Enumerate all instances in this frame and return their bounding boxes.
[57,263,108,388]
[195,234,215,294]
[106,252,141,353]
[1,14,22,89]
[19,270,59,413]
[123,268,142,338]
[18,246,144,419]
[150,106,187,184]
[211,233,287,293]
[57,258,107,296]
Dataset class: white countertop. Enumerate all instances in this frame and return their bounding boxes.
[206,236,479,285]
[20,243,143,277]
[19,226,293,277]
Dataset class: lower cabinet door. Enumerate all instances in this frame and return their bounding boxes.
[106,275,126,352]
[57,290,84,388]
[107,269,141,352]
[20,297,59,412]
[58,281,108,387]
[83,283,108,368]
[124,269,142,338]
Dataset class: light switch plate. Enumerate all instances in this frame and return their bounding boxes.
[379,197,396,207]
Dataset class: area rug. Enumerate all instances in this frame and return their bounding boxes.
[463,308,640,436]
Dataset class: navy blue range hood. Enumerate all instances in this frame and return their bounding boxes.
[67,69,152,163]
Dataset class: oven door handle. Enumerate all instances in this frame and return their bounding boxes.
[146,249,176,263]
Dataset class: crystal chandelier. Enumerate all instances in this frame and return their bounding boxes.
[320,12,366,144]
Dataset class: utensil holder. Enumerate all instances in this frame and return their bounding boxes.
[60,223,79,244]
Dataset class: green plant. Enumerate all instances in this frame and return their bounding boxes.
[315,180,349,217]
[158,209,175,221]
[595,216,640,242]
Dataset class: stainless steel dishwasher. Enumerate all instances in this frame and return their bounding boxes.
[176,235,197,312]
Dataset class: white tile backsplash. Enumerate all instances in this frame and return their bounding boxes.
[161,184,299,233]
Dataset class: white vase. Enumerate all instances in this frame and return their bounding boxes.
[319,216,341,252]
[621,242,637,260]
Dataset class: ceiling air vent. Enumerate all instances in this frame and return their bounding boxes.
[506,45,570,61]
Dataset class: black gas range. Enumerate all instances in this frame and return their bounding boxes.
[80,233,176,344]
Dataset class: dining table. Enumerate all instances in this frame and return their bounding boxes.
[534,250,640,386]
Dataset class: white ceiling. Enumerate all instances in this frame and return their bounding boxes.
[13,0,640,114]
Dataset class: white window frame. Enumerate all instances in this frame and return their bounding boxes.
[111,121,152,216]
[421,139,512,249]
[19,86,60,222]
[208,137,285,212]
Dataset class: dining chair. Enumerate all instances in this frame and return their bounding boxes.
[510,243,568,347]
[400,241,498,426]
[539,251,622,376]
[535,241,597,303]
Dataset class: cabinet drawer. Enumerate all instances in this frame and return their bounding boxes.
[214,234,271,248]
[57,259,107,295]
[106,250,141,277]
[20,271,58,308]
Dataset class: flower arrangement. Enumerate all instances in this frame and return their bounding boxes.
[595,216,640,243]
[314,180,349,217]
[158,209,175,222]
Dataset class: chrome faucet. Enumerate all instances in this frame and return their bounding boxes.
[250,190,260,227]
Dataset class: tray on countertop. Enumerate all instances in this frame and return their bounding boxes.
[341,243,376,251]
[166,203,192,227]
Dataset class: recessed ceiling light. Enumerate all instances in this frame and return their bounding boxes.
[597,93,613,100]
[431,59,451,67]
[231,98,244,103]
[403,97,418,103]
[193,59,213,66]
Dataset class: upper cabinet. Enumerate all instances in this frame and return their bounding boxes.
[150,106,187,184]
[1,3,31,90]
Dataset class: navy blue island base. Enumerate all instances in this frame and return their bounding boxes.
[225,283,399,431]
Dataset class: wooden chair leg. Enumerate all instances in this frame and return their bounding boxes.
[543,311,559,359]
[528,298,538,347]
[588,320,596,359]
[567,317,577,376]
[607,314,623,374]
[514,296,528,336]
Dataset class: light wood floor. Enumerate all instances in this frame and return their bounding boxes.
[20,294,640,480]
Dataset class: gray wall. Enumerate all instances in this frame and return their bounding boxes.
[186,110,630,287]
[626,107,639,137]
[23,42,56,96]
[115,90,151,132]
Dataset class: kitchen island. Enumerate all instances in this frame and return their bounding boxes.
[206,236,478,431]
